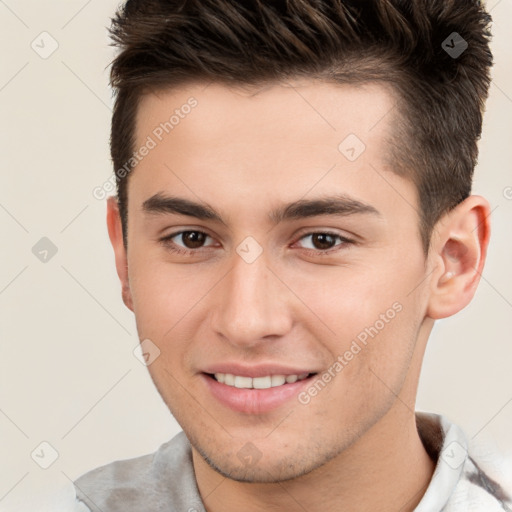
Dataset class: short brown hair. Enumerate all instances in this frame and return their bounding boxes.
[108,0,493,254]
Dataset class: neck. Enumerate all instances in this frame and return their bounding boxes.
[192,405,436,512]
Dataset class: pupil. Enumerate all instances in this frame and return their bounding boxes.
[313,233,335,250]
[184,231,205,248]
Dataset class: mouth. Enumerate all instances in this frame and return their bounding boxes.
[201,371,318,414]
[206,372,315,389]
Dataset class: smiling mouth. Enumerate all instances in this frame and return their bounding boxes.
[206,372,316,389]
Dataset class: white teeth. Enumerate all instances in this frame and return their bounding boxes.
[234,376,252,389]
[271,375,286,387]
[253,376,272,389]
[213,373,310,389]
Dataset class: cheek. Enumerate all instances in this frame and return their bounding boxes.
[309,303,420,433]
[127,254,209,340]
[297,261,424,387]
[277,262,408,341]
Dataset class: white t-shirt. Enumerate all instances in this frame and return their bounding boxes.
[73,412,512,511]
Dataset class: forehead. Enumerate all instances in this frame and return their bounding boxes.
[136,79,398,153]
[130,80,417,229]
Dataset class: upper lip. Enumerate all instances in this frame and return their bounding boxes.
[201,363,317,378]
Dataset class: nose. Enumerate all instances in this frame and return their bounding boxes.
[210,249,293,349]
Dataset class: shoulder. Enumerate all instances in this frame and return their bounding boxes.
[74,431,204,512]
[442,454,512,511]
[415,412,512,512]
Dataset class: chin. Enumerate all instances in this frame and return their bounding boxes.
[192,434,343,484]
[202,453,315,483]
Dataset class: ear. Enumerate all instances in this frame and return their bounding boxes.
[426,195,491,320]
[106,196,134,312]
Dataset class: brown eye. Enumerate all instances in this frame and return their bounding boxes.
[160,230,215,254]
[310,233,336,250]
[296,232,354,254]
[177,231,208,249]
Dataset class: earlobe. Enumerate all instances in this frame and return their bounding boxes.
[426,195,491,320]
[106,196,134,312]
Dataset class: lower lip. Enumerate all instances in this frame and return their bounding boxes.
[201,373,315,414]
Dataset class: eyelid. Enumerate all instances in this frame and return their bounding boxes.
[293,231,355,252]
[160,228,355,256]
[160,229,217,251]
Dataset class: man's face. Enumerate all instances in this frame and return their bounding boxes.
[122,81,434,481]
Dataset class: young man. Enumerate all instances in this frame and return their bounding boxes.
[74,0,511,510]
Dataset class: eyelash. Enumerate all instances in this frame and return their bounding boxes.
[159,230,355,256]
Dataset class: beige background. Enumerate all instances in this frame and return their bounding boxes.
[0,0,511,507]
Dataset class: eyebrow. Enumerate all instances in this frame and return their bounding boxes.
[142,192,381,225]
